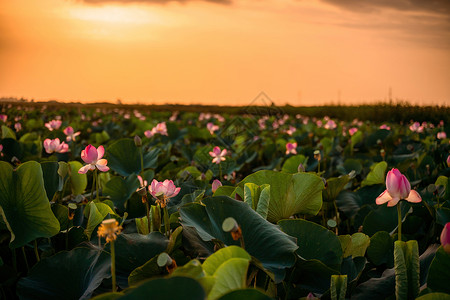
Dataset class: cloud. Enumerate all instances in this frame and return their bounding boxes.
[80,0,231,5]
[320,0,450,15]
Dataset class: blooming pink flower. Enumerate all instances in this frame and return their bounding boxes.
[286,142,297,155]
[380,124,391,130]
[286,126,296,136]
[78,145,109,174]
[148,179,181,207]
[0,144,3,157]
[437,132,447,139]
[409,122,424,133]
[212,179,222,193]
[348,127,358,136]
[316,120,323,128]
[207,122,219,135]
[43,138,69,154]
[63,126,81,142]
[144,122,168,138]
[324,120,337,130]
[14,123,22,132]
[441,222,450,254]
[0,114,7,123]
[45,120,62,131]
[376,168,422,207]
[209,146,227,164]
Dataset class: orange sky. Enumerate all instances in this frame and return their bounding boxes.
[1,0,449,106]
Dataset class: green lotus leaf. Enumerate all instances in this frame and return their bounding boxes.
[119,276,205,300]
[366,231,394,267]
[180,196,298,283]
[217,289,272,300]
[203,246,251,276]
[16,247,111,300]
[208,258,249,300]
[278,219,342,270]
[106,138,159,176]
[0,161,60,248]
[41,161,63,201]
[237,170,325,222]
[68,161,87,195]
[361,161,387,187]
[281,155,308,174]
[103,174,139,210]
[427,246,450,294]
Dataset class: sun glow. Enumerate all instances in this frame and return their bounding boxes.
[68,5,163,25]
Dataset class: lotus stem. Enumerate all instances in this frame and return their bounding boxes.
[95,168,99,200]
[145,199,151,234]
[139,147,144,175]
[90,169,96,201]
[219,164,223,182]
[163,206,170,238]
[333,200,339,235]
[34,239,40,262]
[21,247,29,272]
[111,240,117,292]
[397,202,402,241]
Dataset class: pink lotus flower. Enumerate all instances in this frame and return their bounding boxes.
[14,123,22,132]
[144,122,168,138]
[43,138,69,154]
[441,222,450,254]
[0,114,7,123]
[324,120,337,130]
[78,145,109,174]
[286,142,297,155]
[45,120,62,131]
[437,132,447,139]
[348,127,358,136]
[212,179,222,193]
[0,144,3,157]
[286,126,296,136]
[376,168,422,207]
[148,179,181,207]
[380,124,391,130]
[409,122,424,133]
[316,120,323,128]
[209,146,227,164]
[63,126,81,142]
[207,122,219,135]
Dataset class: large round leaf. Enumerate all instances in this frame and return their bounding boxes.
[106,139,159,176]
[208,258,250,300]
[278,219,342,270]
[41,161,62,201]
[237,170,325,222]
[103,174,139,210]
[119,276,205,300]
[218,289,272,300]
[427,246,450,294]
[0,161,60,248]
[68,161,87,195]
[179,196,298,283]
[17,247,111,300]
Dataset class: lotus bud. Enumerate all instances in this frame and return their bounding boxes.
[380,149,385,159]
[212,179,222,193]
[134,135,142,147]
[441,223,450,254]
[297,163,305,172]
[447,155,450,168]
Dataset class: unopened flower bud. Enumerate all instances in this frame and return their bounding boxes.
[134,135,142,147]
[297,163,305,172]
[441,222,450,254]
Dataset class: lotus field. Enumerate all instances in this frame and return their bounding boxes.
[1,103,450,300]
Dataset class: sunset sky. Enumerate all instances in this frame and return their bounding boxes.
[1,0,449,106]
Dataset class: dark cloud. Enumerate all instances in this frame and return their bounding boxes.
[321,0,450,15]
[80,0,231,5]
